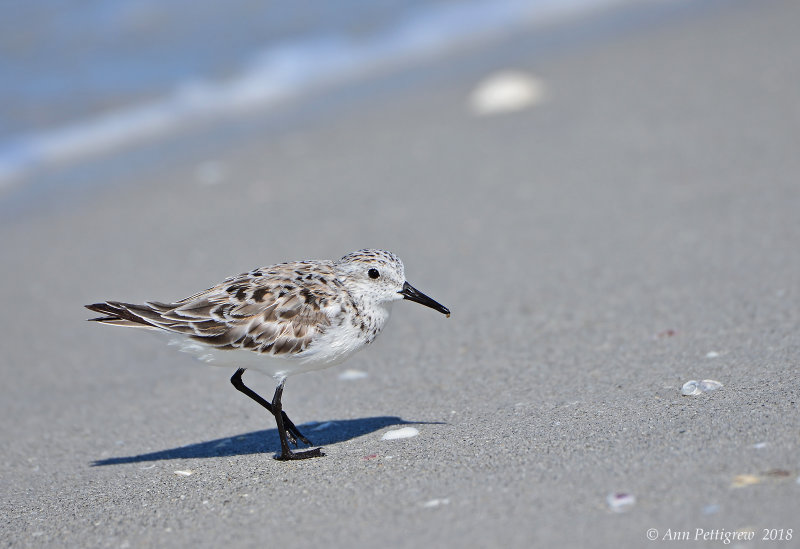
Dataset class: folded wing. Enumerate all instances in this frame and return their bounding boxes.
[86,263,345,357]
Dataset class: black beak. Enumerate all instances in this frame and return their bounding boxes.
[400,281,450,317]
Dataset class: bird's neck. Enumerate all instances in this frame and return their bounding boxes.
[351,298,392,344]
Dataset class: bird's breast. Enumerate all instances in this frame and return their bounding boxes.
[298,304,391,365]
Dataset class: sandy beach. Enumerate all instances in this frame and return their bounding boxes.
[2,0,799,547]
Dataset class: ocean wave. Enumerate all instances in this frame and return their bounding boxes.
[0,0,614,186]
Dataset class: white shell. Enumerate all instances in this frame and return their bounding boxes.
[468,71,546,115]
[381,427,419,440]
[607,492,635,512]
[681,379,723,396]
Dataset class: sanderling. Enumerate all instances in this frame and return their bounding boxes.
[86,249,450,460]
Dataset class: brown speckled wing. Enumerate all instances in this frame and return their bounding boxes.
[167,261,342,356]
[90,261,347,357]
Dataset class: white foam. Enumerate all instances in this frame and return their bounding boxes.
[381,427,419,440]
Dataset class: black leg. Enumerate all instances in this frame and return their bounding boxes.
[230,368,312,447]
[272,380,324,461]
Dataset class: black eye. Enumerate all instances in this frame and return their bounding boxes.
[368,268,380,279]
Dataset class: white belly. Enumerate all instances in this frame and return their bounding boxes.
[167,304,391,381]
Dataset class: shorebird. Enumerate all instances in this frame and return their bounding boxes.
[86,249,450,460]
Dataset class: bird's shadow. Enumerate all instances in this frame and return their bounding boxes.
[92,416,441,466]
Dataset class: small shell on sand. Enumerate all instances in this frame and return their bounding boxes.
[607,492,635,512]
[681,379,723,396]
[338,369,368,380]
[423,498,450,508]
[381,427,419,440]
[731,474,760,488]
[468,71,546,116]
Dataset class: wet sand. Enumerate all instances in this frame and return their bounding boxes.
[2,1,799,547]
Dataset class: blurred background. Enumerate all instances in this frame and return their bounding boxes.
[0,0,623,190]
[3,0,800,547]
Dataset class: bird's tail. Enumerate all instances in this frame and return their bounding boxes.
[85,301,166,329]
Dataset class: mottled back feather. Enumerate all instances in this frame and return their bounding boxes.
[86,261,351,358]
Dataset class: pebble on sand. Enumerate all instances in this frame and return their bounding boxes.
[731,474,760,488]
[731,470,796,488]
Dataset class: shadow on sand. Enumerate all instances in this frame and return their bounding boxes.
[92,416,442,466]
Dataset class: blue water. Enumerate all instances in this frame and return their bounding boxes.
[0,0,614,184]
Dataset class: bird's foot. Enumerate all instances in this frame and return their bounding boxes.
[274,447,325,461]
